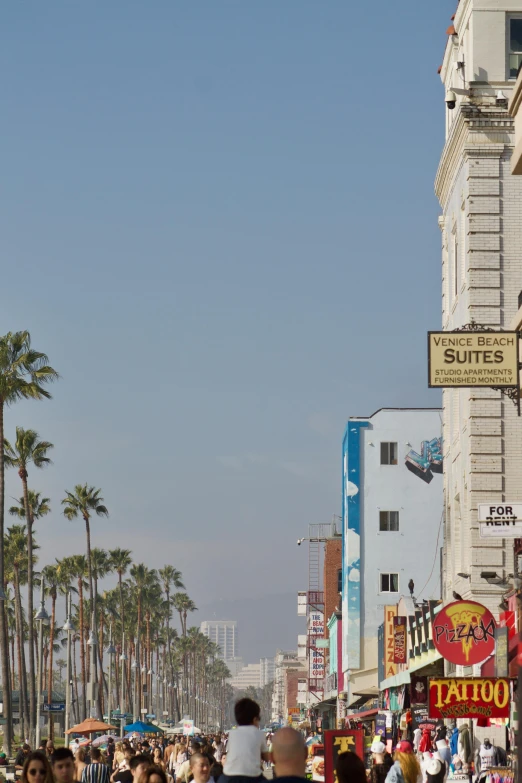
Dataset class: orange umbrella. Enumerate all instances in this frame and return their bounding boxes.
[66,718,117,735]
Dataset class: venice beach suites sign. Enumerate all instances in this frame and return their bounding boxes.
[428,331,518,388]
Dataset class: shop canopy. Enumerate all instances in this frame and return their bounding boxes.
[66,719,117,735]
[124,721,163,734]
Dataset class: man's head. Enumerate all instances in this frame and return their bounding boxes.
[272,728,307,778]
[234,697,261,727]
[130,754,151,781]
[189,753,211,783]
[46,742,55,755]
[51,748,75,783]
[22,745,30,755]
[91,749,102,763]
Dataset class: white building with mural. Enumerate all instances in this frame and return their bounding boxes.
[341,408,443,707]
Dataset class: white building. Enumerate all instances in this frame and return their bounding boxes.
[260,657,275,688]
[436,0,522,616]
[229,663,261,690]
[200,620,238,660]
[271,650,299,723]
[225,657,244,678]
[342,409,443,703]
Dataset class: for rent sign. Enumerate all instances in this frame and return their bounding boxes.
[428,678,510,719]
[428,331,518,387]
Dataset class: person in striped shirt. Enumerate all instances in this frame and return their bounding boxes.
[81,749,110,783]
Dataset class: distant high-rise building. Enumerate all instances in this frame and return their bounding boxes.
[230,663,261,690]
[200,620,238,660]
[260,657,275,688]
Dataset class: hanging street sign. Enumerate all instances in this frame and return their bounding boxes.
[428,678,510,719]
[428,331,519,388]
[432,600,496,665]
[44,704,65,712]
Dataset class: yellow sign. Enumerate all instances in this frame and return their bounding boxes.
[384,605,397,679]
[428,331,519,387]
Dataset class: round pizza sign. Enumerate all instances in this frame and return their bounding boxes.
[432,600,496,665]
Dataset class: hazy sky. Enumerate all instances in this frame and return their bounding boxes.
[1,1,453,662]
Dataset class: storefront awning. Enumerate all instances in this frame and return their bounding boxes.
[348,687,379,709]
[380,650,443,691]
[346,708,378,721]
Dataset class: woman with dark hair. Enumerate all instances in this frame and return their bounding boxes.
[21,751,54,783]
[335,751,367,783]
[138,766,168,783]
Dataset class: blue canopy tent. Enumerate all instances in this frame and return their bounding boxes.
[124,720,163,734]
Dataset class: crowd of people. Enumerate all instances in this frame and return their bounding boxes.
[5,697,462,783]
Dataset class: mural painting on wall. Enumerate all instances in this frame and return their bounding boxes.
[405,437,443,483]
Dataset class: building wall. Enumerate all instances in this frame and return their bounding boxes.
[260,657,275,687]
[342,409,443,699]
[323,539,342,632]
[229,663,261,690]
[436,0,522,617]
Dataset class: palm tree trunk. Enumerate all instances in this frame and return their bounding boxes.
[78,579,87,719]
[47,593,56,740]
[10,635,15,693]
[0,402,13,755]
[16,616,25,741]
[115,644,120,708]
[13,567,28,740]
[72,636,79,724]
[20,474,36,745]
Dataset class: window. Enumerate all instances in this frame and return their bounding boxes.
[510,19,522,78]
[337,568,342,594]
[380,573,399,593]
[380,442,398,465]
[379,510,399,532]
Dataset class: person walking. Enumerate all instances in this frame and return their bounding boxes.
[223,698,270,782]
[271,728,307,783]
[81,749,111,783]
[51,748,80,783]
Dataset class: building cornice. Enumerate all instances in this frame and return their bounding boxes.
[435,108,514,207]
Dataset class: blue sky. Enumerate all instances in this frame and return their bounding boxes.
[1,1,454,661]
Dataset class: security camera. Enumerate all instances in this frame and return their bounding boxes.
[297,539,302,546]
[446,90,457,110]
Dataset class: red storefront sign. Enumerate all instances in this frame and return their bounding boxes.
[432,600,496,665]
[323,730,364,783]
[393,616,407,664]
[428,678,510,720]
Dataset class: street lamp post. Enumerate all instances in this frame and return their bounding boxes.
[141,665,146,718]
[86,613,97,718]
[107,626,116,726]
[62,592,75,737]
[120,632,127,736]
[148,668,154,717]
[35,578,49,747]
[131,661,138,722]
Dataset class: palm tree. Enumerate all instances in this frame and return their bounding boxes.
[59,555,89,719]
[129,564,157,715]
[62,486,108,717]
[171,593,197,637]
[4,523,36,739]
[91,549,112,705]
[159,567,184,721]
[4,426,54,747]
[108,548,132,713]
[55,658,66,688]
[42,564,59,740]
[61,486,108,608]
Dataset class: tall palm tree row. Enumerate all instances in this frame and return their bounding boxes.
[0,331,58,751]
